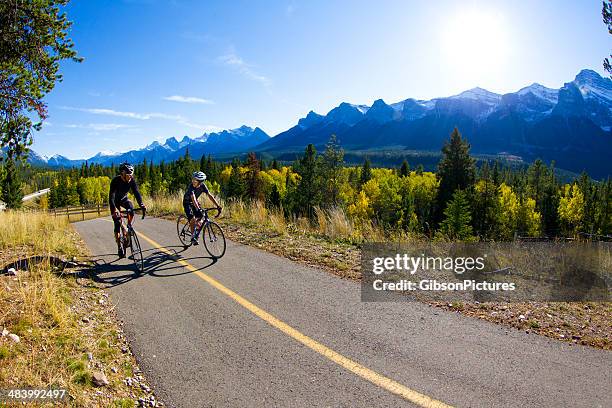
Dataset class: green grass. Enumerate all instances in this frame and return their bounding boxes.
[114,399,136,408]
[0,346,10,360]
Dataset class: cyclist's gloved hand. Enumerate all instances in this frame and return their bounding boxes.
[216,206,222,217]
[112,209,120,219]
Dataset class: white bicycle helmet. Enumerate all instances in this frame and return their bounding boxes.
[192,171,206,181]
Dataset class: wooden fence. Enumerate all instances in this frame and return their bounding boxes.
[49,204,109,222]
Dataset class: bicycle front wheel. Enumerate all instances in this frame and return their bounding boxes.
[203,221,226,259]
[130,231,144,273]
[177,215,192,247]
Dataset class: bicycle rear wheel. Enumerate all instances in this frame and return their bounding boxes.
[130,230,144,273]
[177,215,192,247]
[203,221,226,259]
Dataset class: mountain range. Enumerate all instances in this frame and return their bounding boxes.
[27,69,612,178]
[27,125,270,168]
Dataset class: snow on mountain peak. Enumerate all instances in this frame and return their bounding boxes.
[517,83,559,104]
[97,150,119,156]
[349,103,369,113]
[451,87,502,104]
[178,136,192,148]
[573,69,612,105]
[575,69,605,84]
[144,141,162,150]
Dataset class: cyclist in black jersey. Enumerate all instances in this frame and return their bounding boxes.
[184,171,222,245]
[109,162,146,257]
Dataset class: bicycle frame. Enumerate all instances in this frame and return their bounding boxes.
[117,207,146,272]
[190,207,215,234]
[177,207,226,258]
[117,208,143,240]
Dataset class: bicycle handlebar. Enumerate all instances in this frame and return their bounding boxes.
[120,207,146,220]
[193,207,221,219]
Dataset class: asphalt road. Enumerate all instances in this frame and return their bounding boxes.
[73,217,611,408]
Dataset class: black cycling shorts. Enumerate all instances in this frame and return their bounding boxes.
[183,202,202,221]
[112,198,134,233]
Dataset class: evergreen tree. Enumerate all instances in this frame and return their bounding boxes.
[527,160,559,235]
[149,165,162,197]
[492,160,501,186]
[159,161,166,181]
[271,159,280,171]
[595,178,612,234]
[200,154,206,174]
[360,157,372,187]
[50,175,69,208]
[294,144,322,217]
[206,155,218,182]
[438,190,474,240]
[180,148,194,186]
[399,159,410,177]
[1,158,23,208]
[577,172,597,233]
[245,152,262,200]
[225,159,245,199]
[141,158,149,183]
[322,135,344,207]
[473,163,500,239]
[436,128,476,222]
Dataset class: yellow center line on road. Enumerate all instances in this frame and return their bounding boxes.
[114,222,453,408]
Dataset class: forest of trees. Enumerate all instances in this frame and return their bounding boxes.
[1,129,611,240]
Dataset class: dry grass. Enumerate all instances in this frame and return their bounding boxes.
[148,194,388,244]
[0,211,81,257]
[268,207,288,236]
[2,265,94,406]
[146,192,184,217]
[0,210,158,407]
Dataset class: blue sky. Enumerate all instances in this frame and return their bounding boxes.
[35,0,611,159]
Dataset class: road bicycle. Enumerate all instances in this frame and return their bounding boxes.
[118,207,146,273]
[177,207,226,259]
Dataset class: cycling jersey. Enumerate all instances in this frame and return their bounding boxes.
[183,182,209,204]
[109,175,143,212]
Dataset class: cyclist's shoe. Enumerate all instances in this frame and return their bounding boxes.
[191,237,199,246]
[117,245,126,258]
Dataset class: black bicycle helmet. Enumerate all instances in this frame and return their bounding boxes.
[119,162,134,175]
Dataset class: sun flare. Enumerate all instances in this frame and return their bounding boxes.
[441,10,510,79]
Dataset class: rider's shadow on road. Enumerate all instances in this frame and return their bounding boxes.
[80,245,217,289]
